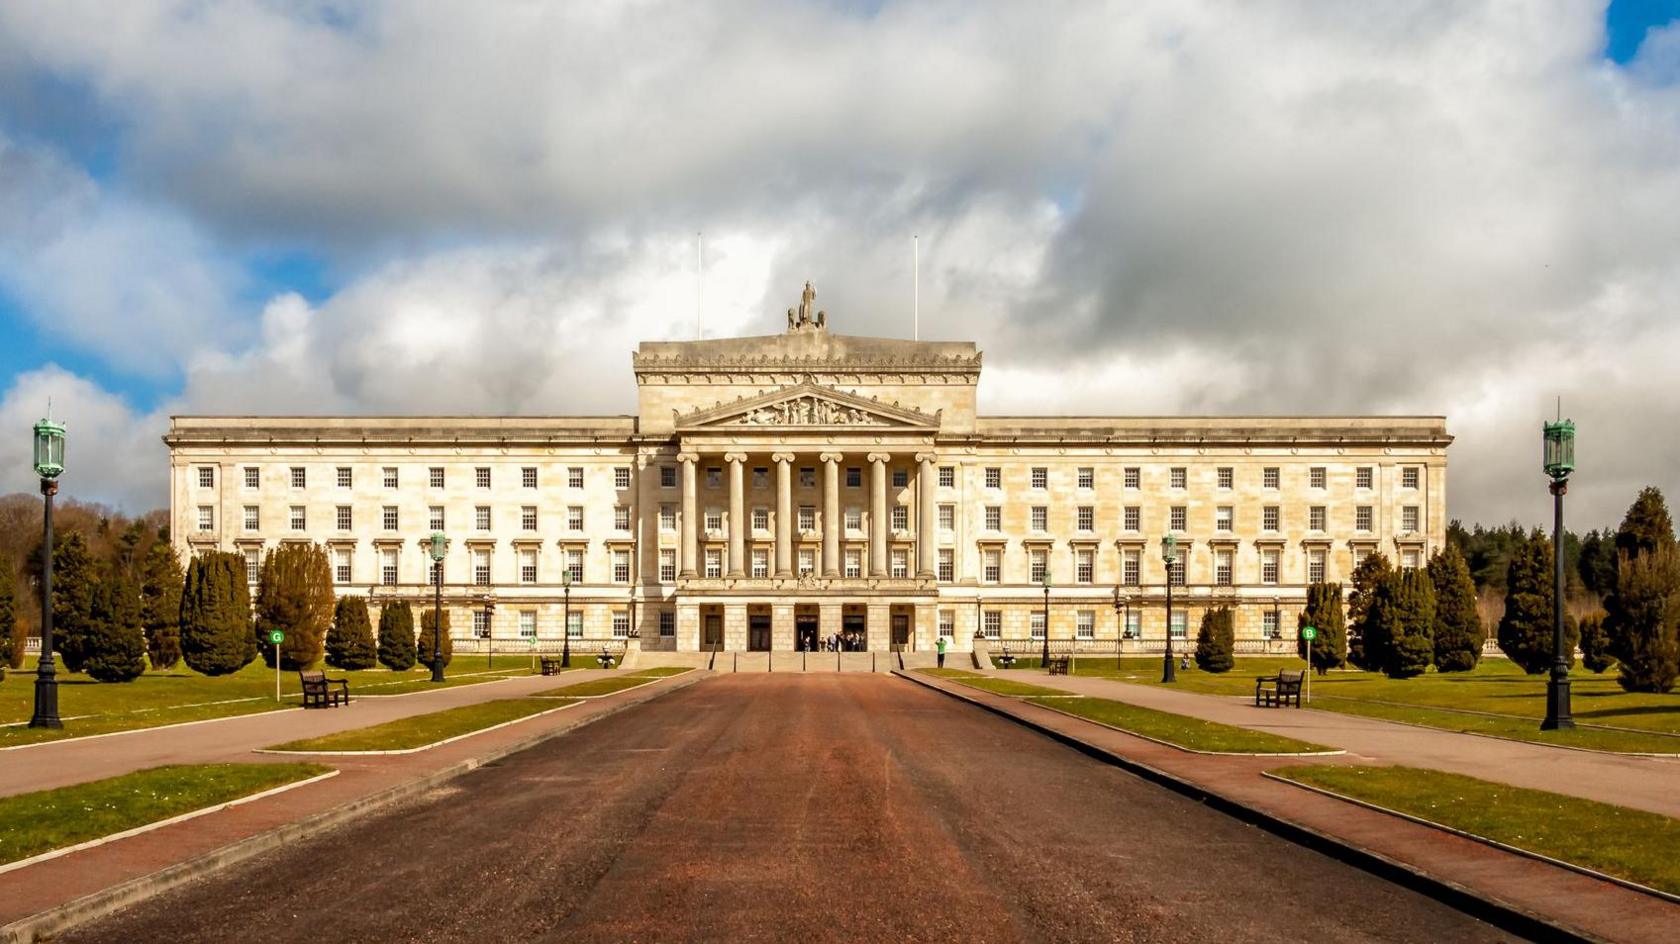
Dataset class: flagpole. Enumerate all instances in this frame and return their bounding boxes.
[696,231,704,339]
[913,234,919,341]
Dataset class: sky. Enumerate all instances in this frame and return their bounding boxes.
[1,0,1679,531]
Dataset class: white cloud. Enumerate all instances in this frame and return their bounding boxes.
[0,365,167,513]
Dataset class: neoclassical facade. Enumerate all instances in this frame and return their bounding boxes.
[166,284,1450,654]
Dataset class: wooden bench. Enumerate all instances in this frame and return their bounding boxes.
[298,670,350,708]
[539,655,565,676]
[1046,655,1072,676]
[1255,669,1305,708]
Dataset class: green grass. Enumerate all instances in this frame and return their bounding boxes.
[1020,657,1680,754]
[267,698,574,753]
[0,655,535,747]
[920,667,983,678]
[537,675,659,698]
[629,666,694,678]
[1030,696,1333,754]
[0,763,331,866]
[920,670,1065,697]
[1270,765,1680,896]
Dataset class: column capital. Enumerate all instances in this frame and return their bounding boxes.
[915,452,937,465]
[819,452,844,464]
[771,452,797,464]
[676,452,700,464]
[866,452,892,465]
[723,452,749,464]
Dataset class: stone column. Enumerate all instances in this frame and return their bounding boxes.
[916,452,937,577]
[725,452,747,576]
[772,453,795,576]
[678,452,699,578]
[820,452,843,577]
[867,452,890,577]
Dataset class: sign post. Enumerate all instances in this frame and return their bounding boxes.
[1299,625,1317,705]
[268,630,285,702]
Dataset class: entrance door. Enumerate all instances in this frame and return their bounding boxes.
[841,612,867,651]
[891,613,910,649]
[748,613,771,651]
[795,616,820,652]
[703,613,723,649]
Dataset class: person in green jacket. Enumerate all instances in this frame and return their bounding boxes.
[935,634,948,668]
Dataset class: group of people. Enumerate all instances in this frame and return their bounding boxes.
[796,630,868,652]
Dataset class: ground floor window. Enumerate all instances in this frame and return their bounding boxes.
[567,611,583,638]
[473,610,489,638]
[612,611,629,638]
[1263,610,1280,639]
[938,609,954,638]
[1076,610,1094,639]
[1030,612,1045,639]
[1170,611,1188,639]
[519,610,536,638]
[981,610,1001,638]
[659,610,675,636]
[1123,610,1141,639]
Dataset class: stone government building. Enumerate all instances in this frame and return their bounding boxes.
[166,284,1450,655]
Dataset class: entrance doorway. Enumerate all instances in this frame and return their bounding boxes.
[891,613,910,649]
[795,615,820,651]
[748,611,771,651]
[841,610,868,651]
[703,612,722,650]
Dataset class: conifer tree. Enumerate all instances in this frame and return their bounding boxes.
[1497,532,1577,674]
[326,596,378,670]
[1427,545,1482,672]
[1614,487,1677,559]
[417,607,454,672]
[0,550,15,671]
[1296,582,1347,674]
[1606,547,1680,693]
[377,600,417,671]
[51,531,98,673]
[179,551,256,676]
[1193,606,1234,673]
[83,566,147,682]
[140,541,183,669]
[1578,612,1615,674]
[254,544,336,670]
[1377,569,1436,678]
[1346,552,1392,670]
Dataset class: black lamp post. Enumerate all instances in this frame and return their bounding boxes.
[428,531,448,683]
[1273,596,1281,652]
[1112,585,1128,670]
[1162,533,1178,684]
[561,568,572,668]
[1040,570,1052,668]
[28,418,66,729]
[482,595,496,671]
[1541,417,1576,731]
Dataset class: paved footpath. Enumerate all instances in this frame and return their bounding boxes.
[0,668,614,799]
[58,675,1510,944]
[991,669,1680,818]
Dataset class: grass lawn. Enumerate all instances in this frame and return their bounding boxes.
[537,675,660,698]
[1028,696,1333,754]
[1270,765,1680,896]
[916,669,1066,697]
[629,666,694,678]
[267,698,575,753]
[0,655,534,748]
[1004,657,1680,754]
[0,763,331,866]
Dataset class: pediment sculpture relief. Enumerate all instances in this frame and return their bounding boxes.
[730,395,891,426]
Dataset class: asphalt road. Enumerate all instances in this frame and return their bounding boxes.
[63,675,1516,943]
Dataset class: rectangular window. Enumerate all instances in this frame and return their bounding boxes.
[429,467,445,489]
[892,468,909,489]
[614,467,631,490]
[938,504,955,532]
[429,506,444,531]
[844,548,863,578]
[660,465,677,489]
[1263,467,1280,489]
[752,507,770,531]
[982,610,1002,639]
[1077,506,1094,531]
[382,467,398,489]
[1356,466,1374,490]
[1402,466,1420,490]
[1076,610,1094,639]
[799,467,816,488]
[1215,549,1233,587]
[939,466,955,488]
[798,548,815,576]
[613,549,630,583]
[1075,548,1093,584]
[522,506,538,531]
[845,466,862,488]
[1077,467,1094,489]
[198,505,215,531]
[1029,548,1047,582]
[1124,610,1142,639]
[614,506,631,531]
[476,506,491,531]
[289,506,306,531]
[982,548,1001,583]
[381,548,398,586]
[197,466,215,488]
[890,549,909,578]
[1309,506,1326,531]
[704,548,723,578]
[1123,549,1140,587]
[1309,549,1326,583]
[1124,506,1140,531]
[1262,550,1280,585]
[752,467,768,489]
[1031,506,1048,532]
[336,467,351,489]
[472,548,491,586]
[704,508,723,532]
[985,467,1001,489]
[567,611,583,639]
[1263,505,1280,532]
[520,549,537,584]
[659,611,675,637]
[1169,555,1186,587]
[1310,466,1327,490]
[705,466,722,489]
[1170,467,1187,489]
[243,506,259,530]
[1403,548,1421,570]
[659,549,676,582]
[1402,505,1420,532]
[660,504,677,531]
[336,505,352,530]
[244,549,261,586]
[937,548,954,582]
[798,506,816,531]
[1263,610,1280,640]
[524,467,538,489]
[1356,506,1373,532]
[334,548,351,584]
[477,467,492,489]
[244,466,260,489]
[568,506,584,531]
[473,611,491,639]
[985,506,1002,531]
[1170,611,1188,639]
[1030,611,1046,639]
[1216,506,1233,532]
[1124,467,1141,489]
[1216,467,1232,490]
[939,610,955,638]
[290,467,306,489]
[845,507,863,531]
[565,548,583,582]
[1031,467,1048,489]
[1169,506,1187,532]
[612,611,630,638]
[892,505,909,530]
[752,548,770,578]
[520,610,537,638]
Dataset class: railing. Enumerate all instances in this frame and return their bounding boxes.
[983,636,1299,659]
[452,636,627,657]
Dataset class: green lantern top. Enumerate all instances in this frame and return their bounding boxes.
[1041,570,1052,590]
[1161,532,1178,564]
[428,531,449,562]
[32,418,66,480]
[1543,418,1575,481]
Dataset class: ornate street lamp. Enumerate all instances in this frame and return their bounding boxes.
[481,595,496,671]
[428,531,448,683]
[1162,533,1178,684]
[28,418,66,729]
[1111,585,1128,670]
[561,568,573,669]
[1541,417,1576,730]
[1040,570,1052,669]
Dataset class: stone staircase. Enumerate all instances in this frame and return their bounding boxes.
[638,650,900,673]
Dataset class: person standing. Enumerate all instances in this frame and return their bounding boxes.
[935,633,947,669]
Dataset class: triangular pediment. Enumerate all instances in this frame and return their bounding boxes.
[677,383,939,430]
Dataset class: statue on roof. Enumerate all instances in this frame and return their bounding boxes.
[787,280,827,332]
